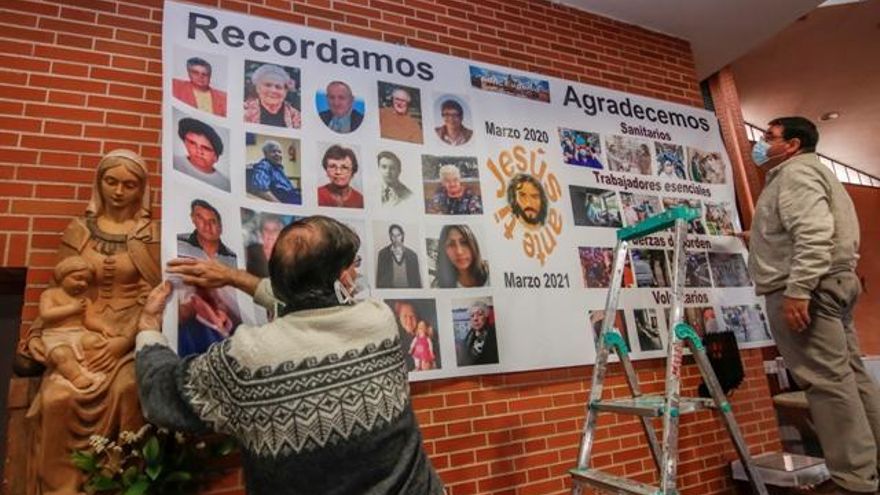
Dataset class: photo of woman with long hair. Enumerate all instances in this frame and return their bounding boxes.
[432,224,490,288]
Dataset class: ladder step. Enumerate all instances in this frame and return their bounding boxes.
[592,395,715,417]
[617,205,698,241]
[570,468,660,495]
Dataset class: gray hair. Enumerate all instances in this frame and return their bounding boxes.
[391,88,410,102]
[262,140,282,155]
[438,164,461,180]
[251,64,292,88]
[468,301,489,316]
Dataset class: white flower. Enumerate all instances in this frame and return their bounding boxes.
[174,432,185,444]
[195,442,206,450]
[88,435,110,454]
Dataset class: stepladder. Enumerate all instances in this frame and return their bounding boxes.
[569,206,768,495]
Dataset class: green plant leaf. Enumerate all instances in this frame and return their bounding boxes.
[122,479,150,495]
[216,437,237,456]
[122,466,140,486]
[145,463,163,480]
[143,436,160,464]
[87,475,121,491]
[165,471,193,483]
[70,451,97,473]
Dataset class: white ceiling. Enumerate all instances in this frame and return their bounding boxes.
[554,0,823,80]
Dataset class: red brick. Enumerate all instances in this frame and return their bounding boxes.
[87,95,160,115]
[25,104,104,123]
[47,91,87,106]
[95,39,162,60]
[89,67,161,87]
[11,199,86,216]
[38,17,113,40]
[0,215,30,231]
[0,182,33,197]
[2,0,60,16]
[29,74,109,95]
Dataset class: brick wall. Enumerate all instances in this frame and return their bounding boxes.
[0,1,781,494]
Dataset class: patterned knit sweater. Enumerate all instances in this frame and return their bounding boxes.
[135,281,443,494]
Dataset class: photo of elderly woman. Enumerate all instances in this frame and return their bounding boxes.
[243,60,301,128]
[434,96,473,146]
[427,224,490,288]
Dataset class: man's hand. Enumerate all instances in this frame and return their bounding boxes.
[138,281,173,332]
[736,230,751,246]
[167,258,236,289]
[783,296,811,332]
[167,257,261,297]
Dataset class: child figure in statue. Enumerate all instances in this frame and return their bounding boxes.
[38,256,107,390]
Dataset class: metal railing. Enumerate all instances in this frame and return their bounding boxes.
[745,122,879,188]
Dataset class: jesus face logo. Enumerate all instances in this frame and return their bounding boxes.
[507,174,548,226]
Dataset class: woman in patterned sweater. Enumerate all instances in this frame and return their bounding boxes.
[135,216,443,494]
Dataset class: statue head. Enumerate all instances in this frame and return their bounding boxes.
[87,149,151,220]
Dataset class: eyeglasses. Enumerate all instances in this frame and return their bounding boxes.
[327,163,353,172]
[762,132,786,143]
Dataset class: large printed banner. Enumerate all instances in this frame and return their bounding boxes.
[161,0,772,381]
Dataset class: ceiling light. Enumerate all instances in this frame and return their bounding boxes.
[820,112,840,121]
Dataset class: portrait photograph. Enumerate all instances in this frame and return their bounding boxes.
[376,150,416,208]
[452,296,499,367]
[240,207,300,280]
[654,142,687,180]
[243,60,301,129]
[422,155,483,215]
[378,81,423,144]
[176,197,242,356]
[426,224,490,289]
[687,147,727,184]
[385,299,441,372]
[315,80,366,134]
[721,304,772,343]
[317,143,364,209]
[172,108,231,192]
[588,309,629,347]
[171,46,228,118]
[559,127,603,169]
[432,94,473,147]
[372,221,424,289]
[605,134,652,175]
[708,252,752,287]
[569,185,622,228]
[244,132,302,205]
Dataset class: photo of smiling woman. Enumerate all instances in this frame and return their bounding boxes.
[431,224,490,288]
[243,61,301,128]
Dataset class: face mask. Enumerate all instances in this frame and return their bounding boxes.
[752,139,779,167]
[751,139,772,166]
[334,272,371,305]
[334,279,355,305]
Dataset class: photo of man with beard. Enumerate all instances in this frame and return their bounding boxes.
[507,173,548,227]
